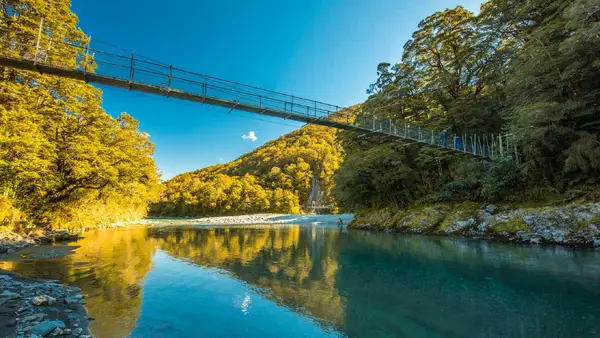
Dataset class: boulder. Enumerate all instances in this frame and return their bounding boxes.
[523,216,535,226]
[593,240,600,248]
[31,295,56,306]
[443,219,476,234]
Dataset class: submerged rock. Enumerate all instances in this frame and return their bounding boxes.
[26,320,65,336]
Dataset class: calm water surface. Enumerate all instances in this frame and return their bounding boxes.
[1,222,599,337]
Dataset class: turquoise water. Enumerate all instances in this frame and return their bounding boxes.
[2,223,599,337]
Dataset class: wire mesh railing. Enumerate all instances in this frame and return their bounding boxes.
[0,21,512,160]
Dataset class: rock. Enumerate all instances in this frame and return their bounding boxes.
[26,320,65,337]
[64,294,83,305]
[31,295,56,306]
[485,205,497,214]
[523,216,535,226]
[22,312,46,322]
[593,240,600,248]
[444,219,476,234]
[1,290,20,298]
[49,327,63,336]
[550,229,567,243]
[530,236,542,244]
[575,212,595,222]
[588,224,599,233]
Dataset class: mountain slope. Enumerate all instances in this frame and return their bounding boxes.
[150,124,343,216]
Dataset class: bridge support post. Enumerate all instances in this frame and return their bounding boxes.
[34,18,44,65]
[129,52,135,90]
[167,65,173,92]
[83,36,91,82]
[499,135,504,157]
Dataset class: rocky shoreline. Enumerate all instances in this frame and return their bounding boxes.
[0,231,80,256]
[350,202,600,247]
[0,271,91,337]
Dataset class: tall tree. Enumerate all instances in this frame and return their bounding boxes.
[0,0,159,229]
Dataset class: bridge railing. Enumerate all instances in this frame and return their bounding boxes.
[1,27,355,121]
[0,23,516,160]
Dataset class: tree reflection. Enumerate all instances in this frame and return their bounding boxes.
[149,225,346,331]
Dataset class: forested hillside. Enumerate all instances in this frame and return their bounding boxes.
[0,0,160,230]
[151,124,343,216]
[334,0,600,211]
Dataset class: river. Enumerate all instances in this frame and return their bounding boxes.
[1,221,599,337]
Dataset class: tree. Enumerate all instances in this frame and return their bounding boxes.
[0,0,159,229]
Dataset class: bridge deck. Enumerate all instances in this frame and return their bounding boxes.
[0,41,492,159]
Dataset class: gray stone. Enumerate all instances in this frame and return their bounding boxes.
[485,204,497,214]
[1,290,20,298]
[444,219,475,234]
[64,295,82,305]
[593,240,600,248]
[523,216,535,226]
[26,320,65,337]
[32,295,56,306]
[588,224,599,233]
[550,229,567,243]
[575,212,595,222]
[22,312,46,323]
[530,237,542,244]
[519,232,535,240]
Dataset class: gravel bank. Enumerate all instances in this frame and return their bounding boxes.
[0,271,91,337]
[147,213,355,226]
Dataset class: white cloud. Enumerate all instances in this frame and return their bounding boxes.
[241,131,257,142]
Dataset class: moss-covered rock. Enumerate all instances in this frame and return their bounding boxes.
[349,201,600,247]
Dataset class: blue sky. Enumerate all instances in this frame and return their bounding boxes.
[72,0,483,180]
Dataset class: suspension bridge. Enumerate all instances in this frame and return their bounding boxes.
[0,22,519,160]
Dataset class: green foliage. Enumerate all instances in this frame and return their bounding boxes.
[0,1,160,230]
[333,143,449,210]
[151,125,344,216]
[481,157,521,200]
[335,0,600,211]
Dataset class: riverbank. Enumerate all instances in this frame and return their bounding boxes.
[0,271,91,337]
[350,201,600,247]
[147,213,355,226]
[0,231,80,255]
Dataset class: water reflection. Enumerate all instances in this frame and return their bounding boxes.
[1,224,599,337]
